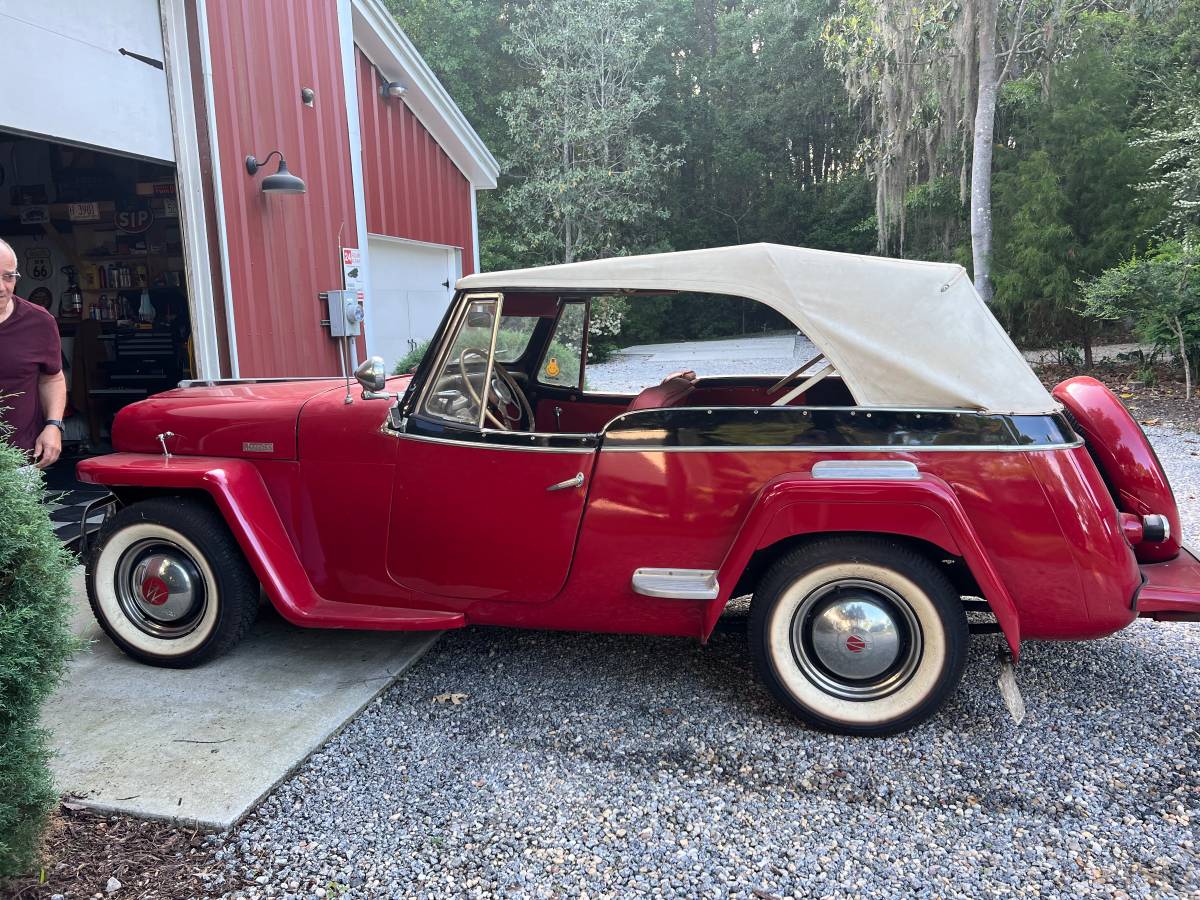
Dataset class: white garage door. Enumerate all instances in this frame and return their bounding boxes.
[0,0,174,162]
[367,237,460,373]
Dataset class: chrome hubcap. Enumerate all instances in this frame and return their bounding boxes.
[790,578,922,701]
[114,539,207,638]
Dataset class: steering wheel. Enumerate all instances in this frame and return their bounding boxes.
[457,348,534,430]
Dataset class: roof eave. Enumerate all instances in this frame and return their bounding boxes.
[351,0,500,189]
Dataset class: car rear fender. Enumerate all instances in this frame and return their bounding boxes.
[76,452,462,631]
[708,471,1022,659]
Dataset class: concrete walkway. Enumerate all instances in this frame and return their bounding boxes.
[41,568,439,830]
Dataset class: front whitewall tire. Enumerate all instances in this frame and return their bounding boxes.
[87,497,259,667]
[92,523,221,658]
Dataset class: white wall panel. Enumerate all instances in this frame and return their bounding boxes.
[0,0,174,161]
[367,236,458,373]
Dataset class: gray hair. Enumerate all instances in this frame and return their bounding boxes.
[0,237,14,266]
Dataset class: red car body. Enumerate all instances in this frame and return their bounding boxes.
[78,374,1200,644]
[77,245,1200,734]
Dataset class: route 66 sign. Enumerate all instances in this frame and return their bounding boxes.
[25,248,52,282]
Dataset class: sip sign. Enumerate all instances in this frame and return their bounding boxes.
[116,207,155,234]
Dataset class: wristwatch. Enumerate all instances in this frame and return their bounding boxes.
[44,419,65,434]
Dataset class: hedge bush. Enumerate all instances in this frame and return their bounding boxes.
[0,427,76,876]
[393,339,432,376]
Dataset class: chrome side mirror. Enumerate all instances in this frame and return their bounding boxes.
[354,356,390,399]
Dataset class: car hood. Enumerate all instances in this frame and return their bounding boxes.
[111,379,348,460]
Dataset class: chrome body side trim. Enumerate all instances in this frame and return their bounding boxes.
[394,430,596,454]
[602,440,1084,453]
[178,376,344,388]
[812,460,920,480]
[632,568,720,601]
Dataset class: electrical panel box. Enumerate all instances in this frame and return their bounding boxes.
[320,289,364,337]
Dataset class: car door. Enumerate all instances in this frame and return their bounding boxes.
[387,293,598,603]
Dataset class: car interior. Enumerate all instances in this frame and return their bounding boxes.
[419,291,855,435]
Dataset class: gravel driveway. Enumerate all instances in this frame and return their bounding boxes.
[212,430,1200,900]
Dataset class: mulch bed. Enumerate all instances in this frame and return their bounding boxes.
[0,802,241,900]
[1036,360,1200,432]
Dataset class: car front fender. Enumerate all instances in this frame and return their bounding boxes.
[76,453,462,631]
[709,471,1022,659]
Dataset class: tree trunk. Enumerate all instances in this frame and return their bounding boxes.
[970,0,998,305]
[563,112,573,264]
[1173,314,1191,401]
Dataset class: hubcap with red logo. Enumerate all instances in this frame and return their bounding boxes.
[790,578,922,701]
[114,539,207,638]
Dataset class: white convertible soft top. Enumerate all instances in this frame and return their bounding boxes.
[457,243,1057,415]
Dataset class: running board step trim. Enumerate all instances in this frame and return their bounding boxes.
[632,568,719,600]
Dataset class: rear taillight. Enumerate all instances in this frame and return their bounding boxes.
[1117,512,1171,547]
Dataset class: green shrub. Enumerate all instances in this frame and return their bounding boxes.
[1055,343,1083,368]
[1081,241,1200,398]
[0,424,77,876]
[393,340,432,375]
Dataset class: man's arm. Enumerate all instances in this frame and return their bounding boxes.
[33,369,66,469]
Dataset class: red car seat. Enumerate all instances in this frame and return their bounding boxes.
[627,371,697,412]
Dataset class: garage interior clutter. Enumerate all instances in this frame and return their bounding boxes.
[1,135,189,448]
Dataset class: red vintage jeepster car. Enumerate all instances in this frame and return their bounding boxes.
[78,245,1200,735]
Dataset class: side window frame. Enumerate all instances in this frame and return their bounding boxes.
[536,297,589,392]
[414,291,504,431]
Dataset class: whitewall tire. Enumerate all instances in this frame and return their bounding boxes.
[86,497,259,667]
[750,537,968,736]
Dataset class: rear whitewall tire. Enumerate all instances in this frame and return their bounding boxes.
[750,538,968,736]
[86,497,259,667]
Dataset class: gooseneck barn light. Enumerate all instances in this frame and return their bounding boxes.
[245,150,307,194]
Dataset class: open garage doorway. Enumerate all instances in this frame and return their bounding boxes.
[0,132,192,450]
[367,235,461,374]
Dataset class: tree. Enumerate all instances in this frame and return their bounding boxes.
[991,150,1073,339]
[823,0,1108,300]
[499,0,680,264]
[1081,242,1200,398]
[1138,99,1200,241]
[991,20,1166,355]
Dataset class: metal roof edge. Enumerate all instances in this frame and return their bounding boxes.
[351,0,500,189]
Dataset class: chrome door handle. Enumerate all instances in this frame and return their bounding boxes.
[546,472,585,492]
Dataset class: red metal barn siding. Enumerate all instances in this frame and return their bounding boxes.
[207,1,357,376]
[355,48,474,272]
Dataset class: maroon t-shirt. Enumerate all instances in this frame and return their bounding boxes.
[0,297,63,451]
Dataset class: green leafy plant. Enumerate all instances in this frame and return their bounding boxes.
[1081,241,1200,398]
[393,340,432,376]
[1054,343,1083,368]
[0,415,77,876]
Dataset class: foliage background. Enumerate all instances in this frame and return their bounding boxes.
[389,0,1200,353]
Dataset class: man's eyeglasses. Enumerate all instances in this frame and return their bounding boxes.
[1,272,19,284]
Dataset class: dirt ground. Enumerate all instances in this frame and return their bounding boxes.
[1037,360,1200,432]
[0,803,239,900]
[4,360,1195,900]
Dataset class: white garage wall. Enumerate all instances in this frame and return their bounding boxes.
[367,236,459,373]
[0,0,174,162]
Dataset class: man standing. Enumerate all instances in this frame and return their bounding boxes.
[0,238,66,468]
